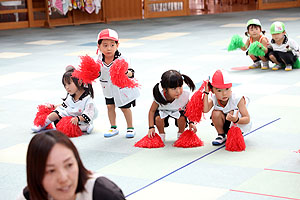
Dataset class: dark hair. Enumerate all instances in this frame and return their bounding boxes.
[62,67,94,98]
[245,24,265,37]
[26,130,91,200]
[153,70,195,105]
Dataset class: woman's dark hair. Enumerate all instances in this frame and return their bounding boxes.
[26,130,91,200]
[62,66,94,98]
[98,39,121,61]
[245,24,265,37]
[153,70,195,105]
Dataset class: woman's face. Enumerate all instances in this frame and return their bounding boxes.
[42,144,79,200]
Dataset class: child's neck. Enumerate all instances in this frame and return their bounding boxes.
[104,55,114,65]
[73,89,85,101]
[218,99,228,107]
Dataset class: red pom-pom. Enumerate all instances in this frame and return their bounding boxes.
[185,81,206,123]
[225,126,245,152]
[295,149,300,153]
[56,116,83,137]
[110,59,139,88]
[134,133,165,148]
[33,104,55,130]
[173,129,204,148]
[72,55,101,84]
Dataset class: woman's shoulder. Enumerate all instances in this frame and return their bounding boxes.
[92,176,126,199]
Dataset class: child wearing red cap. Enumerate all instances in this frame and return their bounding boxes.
[203,69,251,145]
[148,70,197,142]
[97,28,139,138]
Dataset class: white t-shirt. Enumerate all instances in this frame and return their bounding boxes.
[270,36,300,57]
[98,55,140,107]
[212,92,252,133]
[156,90,190,119]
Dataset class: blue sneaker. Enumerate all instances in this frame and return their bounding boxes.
[104,128,119,137]
[126,129,135,138]
[212,135,226,146]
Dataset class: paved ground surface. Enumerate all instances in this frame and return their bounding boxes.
[1,7,300,200]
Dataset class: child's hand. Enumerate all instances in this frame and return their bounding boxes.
[71,117,79,125]
[226,110,239,123]
[189,123,197,133]
[205,81,210,93]
[148,128,155,138]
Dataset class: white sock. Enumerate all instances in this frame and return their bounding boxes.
[159,133,165,142]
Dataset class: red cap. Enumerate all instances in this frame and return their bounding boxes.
[97,29,119,42]
[210,69,232,89]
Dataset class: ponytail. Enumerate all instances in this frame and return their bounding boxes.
[182,74,195,92]
[153,83,168,105]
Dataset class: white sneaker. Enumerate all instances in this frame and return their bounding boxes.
[212,135,226,146]
[104,128,119,137]
[86,124,94,134]
[249,61,261,69]
[31,125,44,133]
[126,129,135,138]
[261,61,269,70]
[272,64,281,70]
[285,65,292,71]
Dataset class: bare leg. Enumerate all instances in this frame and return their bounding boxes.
[120,108,133,128]
[47,112,60,122]
[177,116,186,133]
[107,104,116,126]
[155,116,165,134]
[211,110,226,134]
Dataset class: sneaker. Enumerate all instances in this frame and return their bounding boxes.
[212,135,226,146]
[272,64,281,70]
[285,65,292,71]
[86,124,94,134]
[126,129,135,138]
[31,125,44,133]
[249,61,261,69]
[104,128,119,137]
[261,61,269,70]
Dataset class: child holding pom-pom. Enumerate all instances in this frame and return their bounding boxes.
[203,69,251,145]
[229,19,270,69]
[268,21,300,71]
[31,66,97,135]
[97,28,140,138]
[148,70,197,142]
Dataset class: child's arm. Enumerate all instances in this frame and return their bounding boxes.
[148,101,159,138]
[261,37,269,54]
[203,83,213,113]
[240,39,250,51]
[226,97,250,124]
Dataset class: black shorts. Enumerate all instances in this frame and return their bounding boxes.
[268,51,297,65]
[105,97,136,108]
[154,110,187,127]
[211,113,231,134]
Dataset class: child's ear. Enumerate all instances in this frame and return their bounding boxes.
[78,80,83,86]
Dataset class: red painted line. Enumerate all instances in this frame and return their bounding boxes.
[230,189,300,200]
[264,168,300,175]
